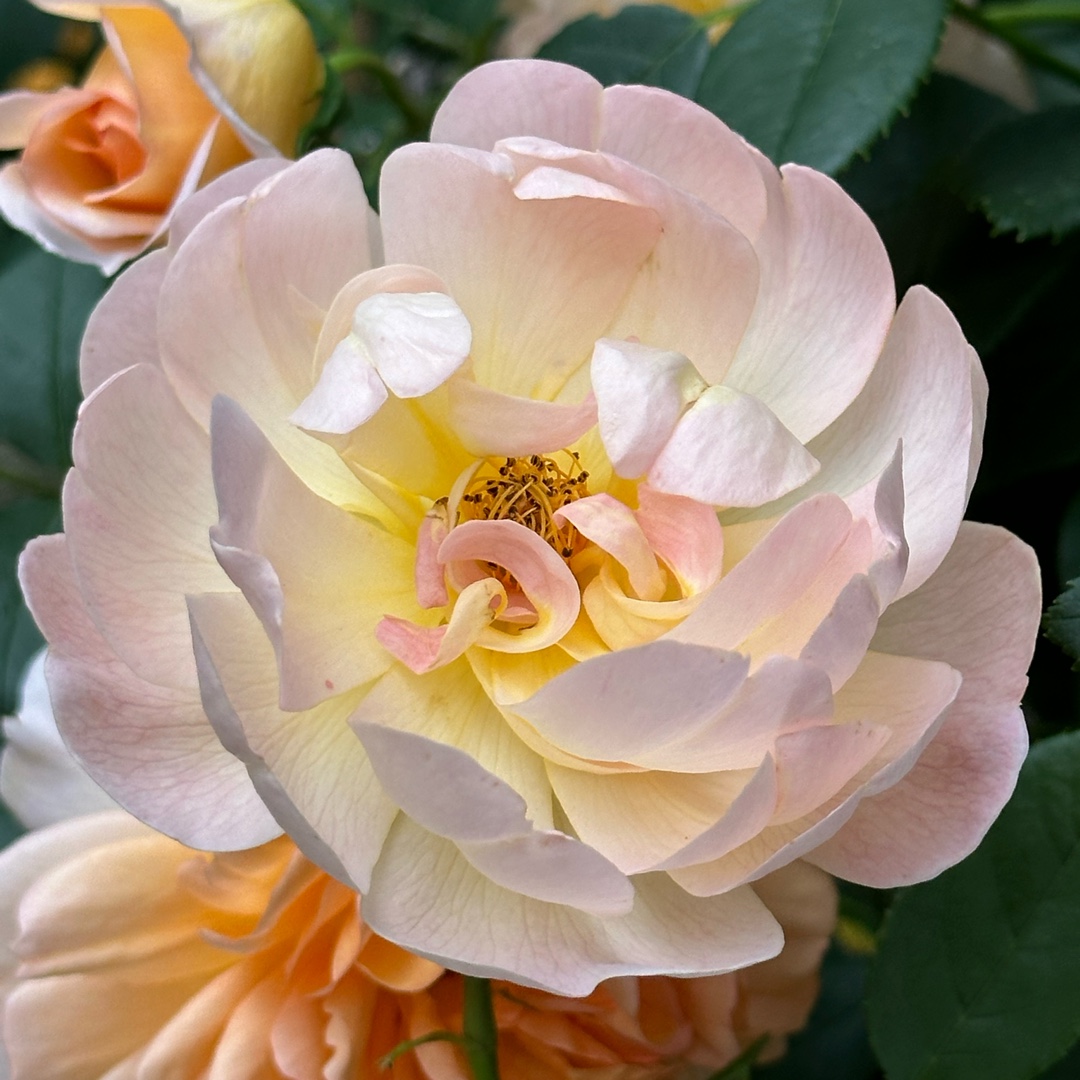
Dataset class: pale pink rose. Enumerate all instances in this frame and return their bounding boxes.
[21,59,1040,994]
[0,0,322,273]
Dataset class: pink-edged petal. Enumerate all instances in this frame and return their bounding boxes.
[548,760,777,875]
[624,656,833,774]
[376,577,505,675]
[803,286,979,597]
[448,379,597,457]
[0,651,119,828]
[725,163,895,442]
[771,722,891,824]
[188,591,396,892]
[380,143,661,401]
[510,640,749,762]
[555,493,664,601]
[635,486,723,595]
[18,535,279,850]
[811,522,1039,886]
[415,501,450,609]
[439,519,580,652]
[798,574,881,691]
[80,250,168,395]
[668,494,853,652]
[208,397,416,710]
[354,722,632,915]
[160,149,371,428]
[591,338,704,478]
[167,157,289,250]
[597,84,768,240]
[668,651,961,896]
[649,385,819,508]
[364,816,782,995]
[66,363,228,690]
[498,137,759,384]
[430,59,602,151]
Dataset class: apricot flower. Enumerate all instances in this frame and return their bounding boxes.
[21,60,1040,994]
[0,0,321,273]
[0,674,837,1079]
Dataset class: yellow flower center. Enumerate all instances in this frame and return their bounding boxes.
[457,452,590,572]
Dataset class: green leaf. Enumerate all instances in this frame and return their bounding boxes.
[754,943,878,1080]
[959,106,1080,240]
[867,730,1080,1080]
[538,6,709,96]
[0,498,57,717]
[0,225,105,472]
[1044,578,1080,669]
[696,0,949,174]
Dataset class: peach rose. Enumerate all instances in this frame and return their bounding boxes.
[0,673,836,1080]
[21,60,1040,994]
[0,0,322,273]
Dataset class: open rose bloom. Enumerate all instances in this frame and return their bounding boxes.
[21,59,1040,994]
[0,0,321,273]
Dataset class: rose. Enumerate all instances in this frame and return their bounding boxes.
[21,59,1040,994]
[0,659,836,1079]
[0,0,322,273]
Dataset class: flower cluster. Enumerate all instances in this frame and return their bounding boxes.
[19,57,1040,1000]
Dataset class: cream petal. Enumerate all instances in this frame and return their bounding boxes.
[364,816,782,996]
[448,379,598,457]
[379,142,661,400]
[188,591,396,892]
[209,397,415,710]
[289,334,388,435]
[0,89,55,148]
[548,761,777,875]
[347,660,553,831]
[430,58,602,151]
[354,722,633,915]
[811,523,1039,886]
[439,519,580,653]
[648,385,820,508]
[591,338,705,479]
[511,640,749,762]
[19,535,278,850]
[724,163,894,442]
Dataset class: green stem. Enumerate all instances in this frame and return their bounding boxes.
[705,1034,771,1079]
[326,47,429,133]
[377,1030,466,1070]
[953,1,1080,89]
[462,976,501,1080]
[981,1,1080,25]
